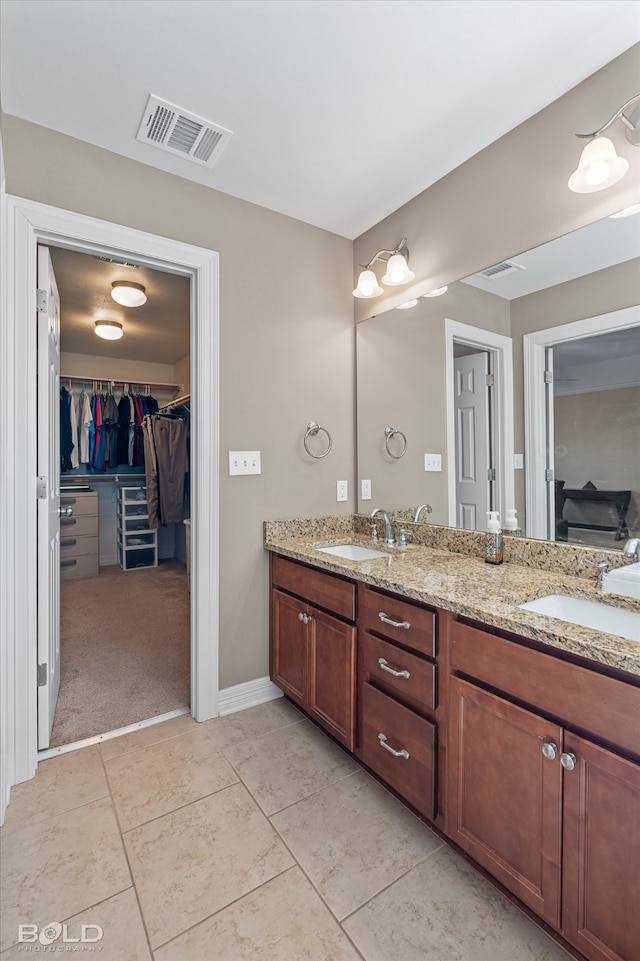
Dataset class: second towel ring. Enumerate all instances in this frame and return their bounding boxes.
[304,422,333,459]
[384,426,407,459]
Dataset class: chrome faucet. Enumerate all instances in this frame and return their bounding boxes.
[413,503,433,523]
[370,508,395,546]
[579,557,609,589]
[623,538,640,561]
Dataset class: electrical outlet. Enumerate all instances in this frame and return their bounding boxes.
[336,480,348,502]
[514,453,524,469]
[229,451,261,475]
[361,479,372,500]
[424,453,442,472]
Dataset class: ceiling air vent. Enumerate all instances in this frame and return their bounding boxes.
[479,260,525,280]
[136,95,232,168]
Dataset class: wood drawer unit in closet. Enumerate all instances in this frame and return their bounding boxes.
[359,585,438,820]
[59,490,99,579]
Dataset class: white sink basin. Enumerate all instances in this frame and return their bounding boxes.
[602,562,640,601]
[519,594,640,643]
[315,543,388,561]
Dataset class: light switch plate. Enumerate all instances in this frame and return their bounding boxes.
[424,453,442,472]
[514,454,524,469]
[229,451,261,475]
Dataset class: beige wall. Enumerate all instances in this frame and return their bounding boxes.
[2,116,354,689]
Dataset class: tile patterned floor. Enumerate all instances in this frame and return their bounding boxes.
[0,698,573,960]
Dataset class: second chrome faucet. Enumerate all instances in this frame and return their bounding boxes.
[370,507,395,546]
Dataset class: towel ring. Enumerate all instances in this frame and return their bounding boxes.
[304,422,333,459]
[384,426,407,459]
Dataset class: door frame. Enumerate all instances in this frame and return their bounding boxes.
[523,305,640,540]
[2,195,220,790]
[445,319,514,529]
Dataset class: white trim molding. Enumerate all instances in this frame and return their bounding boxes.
[524,305,640,540]
[217,677,284,716]
[445,319,514,530]
[1,196,220,817]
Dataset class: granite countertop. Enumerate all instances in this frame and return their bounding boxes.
[264,519,640,680]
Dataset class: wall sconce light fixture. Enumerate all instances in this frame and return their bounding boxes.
[353,238,415,298]
[568,94,640,193]
[95,320,124,340]
[111,281,147,307]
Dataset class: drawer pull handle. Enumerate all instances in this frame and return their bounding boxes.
[378,732,410,760]
[60,558,77,569]
[378,612,410,630]
[60,497,76,505]
[378,657,410,679]
[60,517,77,526]
[60,538,77,548]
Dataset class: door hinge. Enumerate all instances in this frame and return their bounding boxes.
[544,369,553,384]
[545,468,554,482]
[485,373,495,387]
[37,663,47,687]
[37,476,47,499]
[487,468,496,481]
[36,288,48,313]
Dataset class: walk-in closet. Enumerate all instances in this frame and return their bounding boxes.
[47,244,192,748]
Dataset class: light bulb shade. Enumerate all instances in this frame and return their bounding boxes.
[111,281,147,307]
[381,252,415,286]
[396,299,418,310]
[95,320,124,340]
[353,269,383,299]
[568,137,629,193]
[424,285,449,298]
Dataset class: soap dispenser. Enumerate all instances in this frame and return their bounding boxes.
[503,509,521,537]
[485,511,503,565]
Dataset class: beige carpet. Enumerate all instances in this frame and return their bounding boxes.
[51,560,190,747]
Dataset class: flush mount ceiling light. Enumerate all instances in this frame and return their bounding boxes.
[568,94,640,193]
[111,281,147,307]
[94,320,124,341]
[353,238,415,299]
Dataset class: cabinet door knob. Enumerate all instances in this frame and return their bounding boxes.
[541,742,558,760]
[298,611,305,622]
[560,752,577,771]
[378,732,410,760]
[378,657,411,679]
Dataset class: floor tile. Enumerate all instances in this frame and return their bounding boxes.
[214,696,303,745]
[123,782,294,948]
[0,797,131,953]
[105,725,239,830]
[100,712,197,761]
[223,718,359,815]
[0,745,108,833]
[272,768,443,920]
[0,888,153,961]
[155,866,363,961]
[343,844,573,961]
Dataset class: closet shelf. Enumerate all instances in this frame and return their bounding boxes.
[61,374,182,394]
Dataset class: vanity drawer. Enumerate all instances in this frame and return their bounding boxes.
[60,553,99,579]
[60,514,98,538]
[59,491,97,516]
[362,631,436,712]
[271,554,355,621]
[361,682,436,818]
[361,586,436,658]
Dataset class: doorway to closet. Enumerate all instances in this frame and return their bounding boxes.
[45,243,192,750]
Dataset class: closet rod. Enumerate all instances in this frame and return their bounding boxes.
[159,392,191,411]
[60,374,182,393]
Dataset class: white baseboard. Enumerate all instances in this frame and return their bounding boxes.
[217,676,283,716]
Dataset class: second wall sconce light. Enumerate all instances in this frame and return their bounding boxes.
[568,93,640,193]
[353,238,415,299]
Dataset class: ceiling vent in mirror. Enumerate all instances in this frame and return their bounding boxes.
[136,95,232,167]
[478,260,525,280]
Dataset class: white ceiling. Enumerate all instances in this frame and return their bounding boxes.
[2,0,639,239]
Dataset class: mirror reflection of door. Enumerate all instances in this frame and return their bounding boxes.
[550,327,640,550]
[453,346,492,530]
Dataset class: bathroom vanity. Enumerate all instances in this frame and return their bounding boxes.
[266,518,640,961]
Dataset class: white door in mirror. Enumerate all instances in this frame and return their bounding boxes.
[602,563,640,601]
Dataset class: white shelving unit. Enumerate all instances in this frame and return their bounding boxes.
[117,486,158,571]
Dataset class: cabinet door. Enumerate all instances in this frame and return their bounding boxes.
[562,734,640,961]
[448,677,563,926]
[308,607,356,751]
[271,589,307,707]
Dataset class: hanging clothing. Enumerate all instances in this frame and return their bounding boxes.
[142,414,188,528]
[78,389,93,465]
[60,386,74,472]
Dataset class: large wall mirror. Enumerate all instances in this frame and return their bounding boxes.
[356,212,640,551]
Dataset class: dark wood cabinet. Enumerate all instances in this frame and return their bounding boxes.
[447,618,640,961]
[271,556,356,750]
